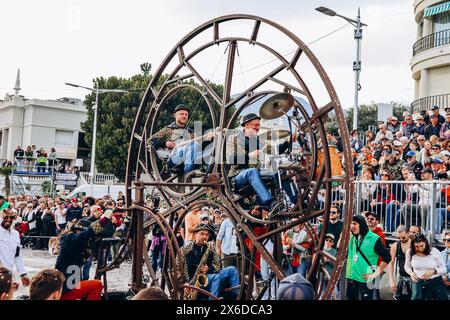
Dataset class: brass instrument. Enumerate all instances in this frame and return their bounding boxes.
[194,273,209,289]
[184,244,211,300]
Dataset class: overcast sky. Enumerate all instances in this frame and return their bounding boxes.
[0,0,416,109]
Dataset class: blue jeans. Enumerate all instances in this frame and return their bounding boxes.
[385,202,401,232]
[284,258,308,278]
[433,208,449,234]
[206,266,240,299]
[169,141,213,174]
[234,168,274,206]
[82,256,92,280]
[260,258,276,300]
[151,243,164,272]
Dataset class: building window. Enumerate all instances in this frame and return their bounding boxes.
[434,11,450,33]
[55,130,73,147]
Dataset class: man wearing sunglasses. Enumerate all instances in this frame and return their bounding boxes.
[0,209,30,288]
[388,225,412,300]
[317,205,343,249]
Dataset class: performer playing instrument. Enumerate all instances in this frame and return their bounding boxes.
[149,104,214,174]
[176,224,240,299]
[226,113,298,213]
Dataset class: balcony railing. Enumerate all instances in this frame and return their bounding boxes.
[410,93,450,114]
[413,28,450,56]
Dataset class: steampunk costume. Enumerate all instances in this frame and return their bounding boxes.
[176,225,240,299]
[177,242,221,283]
[149,118,213,174]
[149,122,194,150]
[226,126,295,206]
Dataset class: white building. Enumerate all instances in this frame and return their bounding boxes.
[0,72,88,166]
[411,0,450,113]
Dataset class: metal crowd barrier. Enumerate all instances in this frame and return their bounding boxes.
[354,180,450,242]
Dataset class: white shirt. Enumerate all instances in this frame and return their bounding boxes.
[404,247,446,279]
[0,225,27,275]
[216,219,238,255]
[54,208,67,225]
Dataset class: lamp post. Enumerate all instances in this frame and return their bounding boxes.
[65,82,133,197]
[316,6,367,131]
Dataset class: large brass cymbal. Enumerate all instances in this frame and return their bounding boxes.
[259,93,294,120]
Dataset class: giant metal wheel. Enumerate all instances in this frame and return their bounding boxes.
[105,14,353,300]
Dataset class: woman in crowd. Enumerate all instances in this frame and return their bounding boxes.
[420,140,433,166]
[370,169,395,224]
[359,167,376,212]
[282,221,311,277]
[40,201,54,249]
[404,233,448,300]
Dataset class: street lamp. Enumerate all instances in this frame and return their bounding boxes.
[316,6,367,130]
[65,81,134,196]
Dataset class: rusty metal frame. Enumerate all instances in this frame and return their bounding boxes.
[120,14,353,300]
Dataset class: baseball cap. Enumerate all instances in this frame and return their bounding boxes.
[422,168,433,174]
[440,150,450,157]
[200,213,210,221]
[393,140,402,147]
[432,105,439,110]
[325,233,335,241]
[431,157,443,164]
[391,116,398,121]
[406,151,416,158]
[364,211,380,220]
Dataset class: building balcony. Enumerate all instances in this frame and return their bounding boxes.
[413,28,450,56]
[411,93,450,114]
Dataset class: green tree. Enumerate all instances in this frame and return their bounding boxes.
[80,66,226,181]
[344,101,409,133]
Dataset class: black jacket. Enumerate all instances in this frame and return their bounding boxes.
[177,242,221,283]
[55,218,108,292]
[424,123,442,139]
[55,227,96,292]
[66,205,83,222]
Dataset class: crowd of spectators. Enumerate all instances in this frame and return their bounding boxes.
[341,106,450,240]
[11,145,57,173]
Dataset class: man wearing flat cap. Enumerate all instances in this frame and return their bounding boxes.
[225,113,297,212]
[176,224,240,299]
[425,113,442,139]
[431,105,445,124]
[149,104,214,174]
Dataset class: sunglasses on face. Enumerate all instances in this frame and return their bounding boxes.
[366,217,375,221]
[2,215,16,220]
[381,173,389,177]
[432,147,440,150]
[330,211,338,214]
[444,238,450,242]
